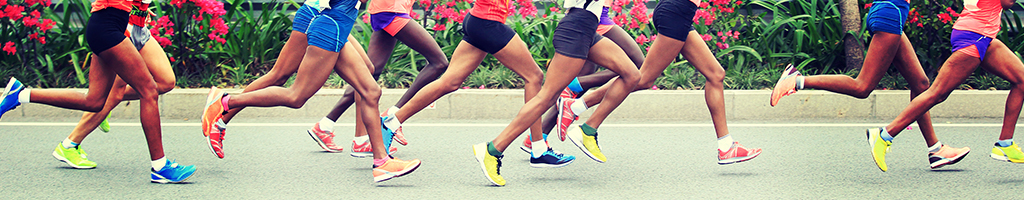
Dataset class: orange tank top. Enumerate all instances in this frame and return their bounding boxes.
[92,0,134,13]
[952,0,1002,37]
[470,0,511,23]
[368,0,415,14]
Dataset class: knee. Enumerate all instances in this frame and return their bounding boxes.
[704,67,726,86]
[441,78,464,93]
[850,84,877,99]
[266,69,292,86]
[360,85,382,103]
[426,60,450,73]
[617,68,641,89]
[155,80,175,95]
[907,79,931,92]
[285,95,310,109]
[521,68,544,87]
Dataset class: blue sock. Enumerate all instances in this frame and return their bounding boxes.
[998,139,1014,147]
[542,133,548,141]
[879,128,894,142]
[568,78,583,93]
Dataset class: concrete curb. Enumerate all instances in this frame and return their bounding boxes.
[2,88,1015,121]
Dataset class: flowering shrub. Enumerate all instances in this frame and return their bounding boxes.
[1,0,78,87]
[154,0,230,86]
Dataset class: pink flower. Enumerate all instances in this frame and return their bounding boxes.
[432,23,446,31]
[156,37,171,47]
[478,85,485,89]
[635,34,649,44]
[650,35,657,41]
[863,2,872,9]
[701,34,712,41]
[937,13,951,23]
[419,0,432,8]
[462,86,470,89]
[410,11,420,19]
[651,85,659,90]
[3,41,15,55]
[716,42,729,49]
[38,36,45,44]
[550,7,559,13]
[362,14,370,23]
[735,0,742,5]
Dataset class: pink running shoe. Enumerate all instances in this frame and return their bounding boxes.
[929,145,970,169]
[556,98,580,141]
[307,122,344,152]
[202,87,227,159]
[718,142,762,165]
[560,87,577,99]
[770,64,801,107]
[351,140,398,158]
[207,123,226,159]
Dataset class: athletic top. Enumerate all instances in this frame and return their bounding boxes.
[952,0,1003,37]
[563,0,604,19]
[469,0,512,23]
[91,0,133,12]
[368,0,414,14]
[604,0,612,7]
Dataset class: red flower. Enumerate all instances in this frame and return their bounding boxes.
[419,0,432,8]
[863,3,872,9]
[4,5,24,20]
[0,0,6,6]
[735,0,742,5]
[38,19,55,32]
[937,13,952,23]
[2,41,15,55]
[635,34,649,44]
[410,11,420,19]
[38,36,45,44]
[432,23,446,31]
[156,37,171,47]
[701,34,712,41]
[447,1,456,6]
[362,14,370,23]
[169,56,176,62]
[549,7,559,13]
[28,32,38,40]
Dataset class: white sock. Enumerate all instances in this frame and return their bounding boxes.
[383,116,402,130]
[18,88,30,104]
[318,117,335,132]
[152,157,167,171]
[928,141,943,153]
[569,99,588,114]
[386,106,400,117]
[717,135,734,152]
[353,135,369,144]
[796,76,805,89]
[532,137,549,158]
[61,137,79,149]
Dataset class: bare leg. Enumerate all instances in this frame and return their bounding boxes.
[890,34,939,146]
[678,31,730,138]
[802,32,902,99]
[974,40,1024,140]
[226,46,338,109]
[884,52,980,135]
[329,44,388,159]
[392,41,488,122]
[577,38,641,129]
[222,31,308,122]
[490,35,546,144]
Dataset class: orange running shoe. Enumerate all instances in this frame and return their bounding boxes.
[373,158,421,183]
[718,141,762,165]
[770,64,801,107]
[202,87,227,158]
[929,145,970,169]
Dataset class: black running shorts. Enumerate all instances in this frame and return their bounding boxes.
[85,8,129,54]
[461,13,516,54]
[553,8,604,59]
[652,0,697,41]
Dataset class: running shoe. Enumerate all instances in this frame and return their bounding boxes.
[990,142,1024,163]
[350,140,398,158]
[202,87,227,159]
[151,159,197,184]
[1,77,25,120]
[556,98,580,141]
[560,87,578,99]
[373,157,421,183]
[307,122,343,152]
[99,113,111,133]
[472,142,505,186]
[929,145,970,169]
[867,128,891,172]
[566,125,606,163]
[381,113,408,146]
[530,148,575,168]
[718,142,762,165]
[770,64,801,107]
[380,116,396,151]
[52,144,97,169]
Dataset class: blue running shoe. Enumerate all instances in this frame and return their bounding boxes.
[151,160,196,184]
[1,77,25,120]
[380,116,394,153]
[530,148,575,168]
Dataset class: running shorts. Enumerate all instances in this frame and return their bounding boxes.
[553,8,604,59]
[85,8,130,54]
[370,12,412,36]
[596,7,614,34]
[865,0,908,35]
[461,13,516,54]
[651,0,697,41]
[293,4,319,33]
[125,24,151,51]
[950,29,992,61]
[307,0,359,52]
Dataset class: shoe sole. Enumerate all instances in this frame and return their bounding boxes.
[152,169,197,184]
[351,149,397,158]
[867,129,887,172]
[306,129,342,153]
[530,159,574,168]
[718,150,761,165]
[374,161,420,183]
[520,145,532,154]
[52,151,96,169]
[556,98,566,141]
[770,65,797,107]
[473,144,503,186]
[567,130,604,163]
[990,152,1024,163]
[931,151,970,169]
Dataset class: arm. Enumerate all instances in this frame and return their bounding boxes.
[1001,0,1015,9]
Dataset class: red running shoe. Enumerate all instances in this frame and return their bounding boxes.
[556,98,580,141]
[307,122,344,152]
[718,141,762,165]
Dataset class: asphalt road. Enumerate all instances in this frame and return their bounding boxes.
[2,118,1023,199]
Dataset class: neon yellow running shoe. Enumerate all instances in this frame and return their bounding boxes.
[99,113,111,133]
[867,128,891,172]
[567,125,606,163]
[52,144,97,169]
[472,142,505,186]
[990,142,1024,163]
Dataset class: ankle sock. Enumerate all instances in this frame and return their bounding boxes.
[998,139,1014,147]
[354,135,369,144]
[61,138,79,149]
[318,117,335,132]
[386,106,400,117]
[796,76,805,90]
[580,124,598,136]
[880,128,894,142]
[487,141,502,157]
[18,89,30,103]
[152,157,167,171]
[570,99,588,114]
[373,157,389,167]
[531,137,548,158]
[717,135,734,152]
[928,141,943,153]
[221,95,230,112]
[568,77,583,93]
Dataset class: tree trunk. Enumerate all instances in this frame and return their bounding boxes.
[840,0,865,71]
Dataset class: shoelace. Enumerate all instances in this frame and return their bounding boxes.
[495,155,503,175]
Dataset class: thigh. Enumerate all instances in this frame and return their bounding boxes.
[586,38,637,75]
[368,30,398,75]
[394,22,448,62]
[892,33,928,84]
[641,33,686,80]
[440,41,490,83]
[334,43,377,91]
[931,52,982,93]
[138,37,175,86]
[493,35,542,78]
[96,39,156,91]
[980,39,1024,84]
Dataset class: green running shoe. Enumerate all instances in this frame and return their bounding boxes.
[867,128,891,172]
[991,142,1024,163]
[99,113,111,133]
[52,144,97,169]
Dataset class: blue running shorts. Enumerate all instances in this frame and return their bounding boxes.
[306,0,359,52]
[865,0,909,35]
[292,4,320,33]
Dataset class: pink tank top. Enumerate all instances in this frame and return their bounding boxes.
[368,0,414,14]
[952,0,1002,37]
